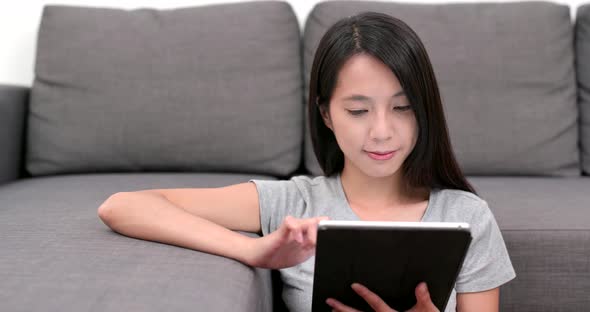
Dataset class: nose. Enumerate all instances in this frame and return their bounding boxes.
[369,110,392,142]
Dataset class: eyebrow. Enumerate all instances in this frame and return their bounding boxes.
[342,90,405,103]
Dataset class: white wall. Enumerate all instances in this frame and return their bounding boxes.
[0,0,586,86]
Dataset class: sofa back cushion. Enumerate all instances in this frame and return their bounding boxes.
[303,1,579,176]
[576,4,590,175]
[27,1,302,176]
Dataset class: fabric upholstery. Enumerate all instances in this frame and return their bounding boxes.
[467,176,590,311]
[499,230,590,311]
[576,4,590,175]
[0,172,277,312]
[4,1,589,311]
[28,2,303,177]
[303,1,579,177]
[468,176,590,230]
[0,84,28,185]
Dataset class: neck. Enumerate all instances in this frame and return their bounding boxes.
[340,163,410,210]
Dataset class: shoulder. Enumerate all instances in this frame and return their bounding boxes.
[252,174,334,185]
[430,188,493,223]
[434,188,486,208]
[250,174,338,198]
[288,174,340,198]
[289,174,337,187]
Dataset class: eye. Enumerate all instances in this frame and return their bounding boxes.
[347,109,368,116]
[394,105,413,112]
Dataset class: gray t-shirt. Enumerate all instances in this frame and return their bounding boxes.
[250,174,516,312]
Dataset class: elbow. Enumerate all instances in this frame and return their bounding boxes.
[97,192,132,226]
[97,201,114,225]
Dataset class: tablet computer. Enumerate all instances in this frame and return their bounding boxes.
[311,221,472,312]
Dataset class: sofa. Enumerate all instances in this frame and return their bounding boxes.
[1,1,589,311]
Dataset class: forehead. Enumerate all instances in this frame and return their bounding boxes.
[333,53,402,97]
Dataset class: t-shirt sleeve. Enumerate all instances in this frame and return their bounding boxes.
[455,199,516,293]
[249,178,306,236]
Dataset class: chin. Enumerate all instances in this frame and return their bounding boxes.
[356,162,402,179]
[365,169,400,179]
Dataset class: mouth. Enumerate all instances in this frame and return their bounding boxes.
[365,150,396,160]
[366,150,395,155]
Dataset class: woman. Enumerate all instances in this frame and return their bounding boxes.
[98,12,515,312]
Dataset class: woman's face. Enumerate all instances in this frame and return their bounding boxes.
[321,53,419,178]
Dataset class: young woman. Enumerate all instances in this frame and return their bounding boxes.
[98,12,515,312]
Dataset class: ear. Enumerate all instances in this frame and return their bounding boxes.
[319,105,333,131]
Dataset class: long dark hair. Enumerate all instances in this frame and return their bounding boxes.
[308,12,476,194]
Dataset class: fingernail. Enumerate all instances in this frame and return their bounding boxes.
[351,283,364,292]
[420,282,428,293]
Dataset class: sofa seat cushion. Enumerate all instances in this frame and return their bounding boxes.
[469,177,590,230]
[0,173,276,312]
[468,177,590,310]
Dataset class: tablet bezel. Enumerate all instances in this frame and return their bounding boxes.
[318,220,471,230]
[311,221,472,312]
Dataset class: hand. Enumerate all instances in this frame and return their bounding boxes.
[326,282,440,312]
[245,215,329,269]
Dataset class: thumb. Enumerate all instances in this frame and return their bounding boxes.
[415,282,436,308]
[416,282,430,301]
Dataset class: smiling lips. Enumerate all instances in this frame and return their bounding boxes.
[366,150,396,160]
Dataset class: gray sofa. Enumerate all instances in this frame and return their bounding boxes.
[1,1,589,311]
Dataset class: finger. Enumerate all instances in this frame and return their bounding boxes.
[351,283,392,311]
[301,215,329,227]
[316,215,330,222]
[301,217,327,246]
[414,282,438,311]
[302,216,327,227]
[415,282,430,303]
[282,215,295,234]
[288,227,303,243]
[283,216,329,246]
[306,217,326,246]
[283,216,304,243]
[305,224,317,247]
[325,298,363,312]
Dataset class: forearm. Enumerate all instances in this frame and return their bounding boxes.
[456,288,499,312]
[98,192,255,264]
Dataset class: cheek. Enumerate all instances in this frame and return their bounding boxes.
[390,115,418,148]
[331,117,366,149]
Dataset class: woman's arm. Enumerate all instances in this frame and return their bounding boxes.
[97,183,261,264]
[456,288,499,312]
[97,183,327,270]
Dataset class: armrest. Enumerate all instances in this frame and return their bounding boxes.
[0,84,29,185]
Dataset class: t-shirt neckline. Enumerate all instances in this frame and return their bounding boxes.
[335,173,435,222]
